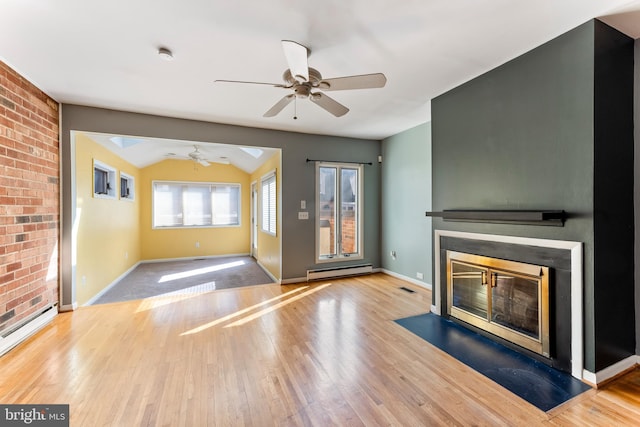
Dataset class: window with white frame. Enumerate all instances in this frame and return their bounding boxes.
[120,172,135,200]
[261,171,276,235]
[93,160,117,199]
[152,181,240,228]
[316,162,363,261]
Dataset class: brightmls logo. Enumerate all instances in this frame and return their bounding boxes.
[0,405,69,426]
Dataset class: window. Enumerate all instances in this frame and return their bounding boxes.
[93,160,116,199]
[261,171,276,235]
[316,162,363,261]
[152,181,240,228]
[120,172,135,200]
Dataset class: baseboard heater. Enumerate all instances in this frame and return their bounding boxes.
[307,264,373,281]
[0,304,57,357]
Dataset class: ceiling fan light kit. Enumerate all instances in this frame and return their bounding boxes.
[158,47,174,61]
[215,40,386,118]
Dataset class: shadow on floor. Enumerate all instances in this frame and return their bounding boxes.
[91,256,274,305]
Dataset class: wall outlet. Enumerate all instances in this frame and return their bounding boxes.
[416,272,424,280]
[195,241,200,248]
[390,250,397,260]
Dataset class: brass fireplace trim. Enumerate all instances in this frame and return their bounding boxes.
[446,251,550,357]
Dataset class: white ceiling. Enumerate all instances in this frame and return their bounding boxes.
[1,0,639,168]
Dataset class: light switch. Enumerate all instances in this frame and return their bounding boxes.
[301,200,306,209]
[298,211,309,220]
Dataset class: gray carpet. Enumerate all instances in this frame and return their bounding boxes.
[91,256,274,305]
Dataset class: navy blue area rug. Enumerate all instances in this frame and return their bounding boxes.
[395,313,591,412]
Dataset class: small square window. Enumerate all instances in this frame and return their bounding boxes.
[120,172,135,201]
[93,160,116,199]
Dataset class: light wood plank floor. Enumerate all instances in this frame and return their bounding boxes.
[1,274,639,426]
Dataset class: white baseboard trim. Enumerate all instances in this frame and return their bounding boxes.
[582,355,640,386]
[256,260,280,284]
[83,261,141,306]
[0,305,58,356]
[59,302,78,312]
[280,277,306,285]
[381,269,432,290]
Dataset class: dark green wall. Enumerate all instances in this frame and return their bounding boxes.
[432,20,634,372]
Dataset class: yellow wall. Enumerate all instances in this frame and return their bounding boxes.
[74,133,141,305]
[139,159,251,260]
[250,151,282,279]
[75,134,268,303]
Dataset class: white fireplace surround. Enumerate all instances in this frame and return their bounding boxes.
[432,230,585,380]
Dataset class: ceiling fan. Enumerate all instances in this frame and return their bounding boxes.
[215,40,387,118]
[169,146,229,167]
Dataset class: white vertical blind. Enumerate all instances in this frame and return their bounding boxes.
[261,172,276,235]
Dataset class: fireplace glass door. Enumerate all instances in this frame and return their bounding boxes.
[447,251,550,357]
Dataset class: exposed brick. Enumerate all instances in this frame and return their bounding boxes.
[0,59,59,332]
[6,262,22,272]
[15,215,30,224]
[0,308,15,324]
[0,96,15,110]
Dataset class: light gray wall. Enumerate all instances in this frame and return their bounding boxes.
[381,123,432,287]
[60,105,381,306]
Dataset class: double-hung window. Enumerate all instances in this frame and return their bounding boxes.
[316,162,363,261]
[153,181,240,228]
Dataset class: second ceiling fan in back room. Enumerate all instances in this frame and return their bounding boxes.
[215,40,387,118]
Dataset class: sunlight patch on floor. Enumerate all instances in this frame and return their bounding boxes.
[224,283,333,328]
[158,260,245,283]
[180,285,317,335]
[135,282,217,312]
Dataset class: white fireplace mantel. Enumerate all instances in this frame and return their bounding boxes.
[432,229,584,380]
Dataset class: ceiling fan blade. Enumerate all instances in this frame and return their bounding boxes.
[198,159,210,167]
[214,79,286,88]
[310,93,349,117]
[319,73,387,91]
[263,94,295,117]
[282,40,309,82]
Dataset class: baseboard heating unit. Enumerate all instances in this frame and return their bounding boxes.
[306,264,373,281]
[0,304,58,357]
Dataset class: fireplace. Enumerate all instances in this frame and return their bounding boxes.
[446,251,550,357]
[433,230,583,379]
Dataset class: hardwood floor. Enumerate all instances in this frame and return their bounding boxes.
[1,273,639,426]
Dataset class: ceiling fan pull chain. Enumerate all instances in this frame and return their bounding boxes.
[294,96,298,120]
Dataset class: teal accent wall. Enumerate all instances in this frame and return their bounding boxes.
[381,122,432,287]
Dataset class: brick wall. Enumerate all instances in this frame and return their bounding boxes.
[0,60,59,333]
